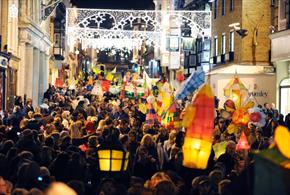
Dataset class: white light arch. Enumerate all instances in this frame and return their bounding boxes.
[66,8,211,49]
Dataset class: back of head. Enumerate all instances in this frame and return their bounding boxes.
[45,182,77,195]
[11,188,29,195]
[155,180,177,195]
[67,180,85,195]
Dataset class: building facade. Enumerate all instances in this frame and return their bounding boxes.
[269,0,290,115]
[0,0,20,111]
[210,0,276,107]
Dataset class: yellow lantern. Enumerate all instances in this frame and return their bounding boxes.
[182,137,212,169]
[274,126,290,159]
[97,147,129,172]
[213,141,227,159]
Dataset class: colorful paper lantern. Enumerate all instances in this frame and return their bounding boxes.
[248,107,266,127]
[274,126,290,159]
[55,78,64,88]
[101,80,110,92]
[183,137,212,169]
[232,108,249,126]
[146,103,158,126]
[213,141,227,159]
[236,132,250,151]
[176,69,185,83]
[224,75,248,108]
[106,72,114,81]
[182,84,215,169]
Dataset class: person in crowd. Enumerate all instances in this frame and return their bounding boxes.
[0,75,287,195]
[217,141,236,176]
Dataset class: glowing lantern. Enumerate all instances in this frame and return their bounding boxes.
[176,69,185,82]
[236,132,250,151]
[224,75,248,108]
[101,80,110,92]
[146,95,158,126]
[87,76,94,86]
[274,126,290,159]
[106,72,114,81]
[55,78,64,88]
[182,84,215,169]
[224,99,236,112]
[232,108,249,125]
[248,107,266,127]
[183,137,212,169]
[213,141,227,159]
[97,145,129,172]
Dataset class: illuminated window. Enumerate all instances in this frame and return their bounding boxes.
[229,31,234,52]
[214,37,218,56]
[221,34,226,54]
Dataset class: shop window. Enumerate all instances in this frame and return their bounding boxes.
[214,37,218,56]
[221,34,226,54]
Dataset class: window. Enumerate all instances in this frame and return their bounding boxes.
[221,34,226,54]
[230,0,234,11]
[214,0,218,19]
[280,0,287,19]
[222,0,226,16]
[214,37,218,56]
[229,31,234,52]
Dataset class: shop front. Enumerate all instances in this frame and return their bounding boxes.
[207,65,276,108]
[0,52,9,110]
[270,29,290,115]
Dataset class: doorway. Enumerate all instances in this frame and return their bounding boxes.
[279,78,290,116]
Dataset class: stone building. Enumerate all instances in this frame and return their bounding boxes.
[0,0,20,110]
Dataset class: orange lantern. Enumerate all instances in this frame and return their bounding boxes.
[182,84,215,169]
[236,132,250,151]
[101,80,110,92]
[232,108,249,125]
[55,78,64,88]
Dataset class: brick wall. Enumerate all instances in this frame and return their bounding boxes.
[212,0,271,65]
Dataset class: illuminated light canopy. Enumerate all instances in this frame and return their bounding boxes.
[66,8,211,49]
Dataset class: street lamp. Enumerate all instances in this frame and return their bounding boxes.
[229,23,248,64]
[229,23,248,38]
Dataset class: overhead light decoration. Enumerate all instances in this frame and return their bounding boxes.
[9,4,18,18]
[66,8,211,50]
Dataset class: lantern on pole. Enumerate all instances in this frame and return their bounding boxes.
[224,75,248,108]
[182,84,215,169]
[236,132,250,151]
[97,144,129,172]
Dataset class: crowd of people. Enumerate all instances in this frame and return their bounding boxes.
[0,80,288,195]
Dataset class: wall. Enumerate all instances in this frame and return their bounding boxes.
[211,0,242,64]
[241,0,271,65]
[212,0,271,65]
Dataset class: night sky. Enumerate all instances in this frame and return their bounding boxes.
[71,0,155,9]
